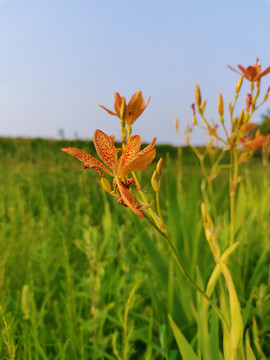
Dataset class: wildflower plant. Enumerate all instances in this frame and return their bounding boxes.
[61,61,269,359]
[176,58,270,359]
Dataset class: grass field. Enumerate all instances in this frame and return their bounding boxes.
[0,137,269,359]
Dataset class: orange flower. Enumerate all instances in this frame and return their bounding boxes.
[99,91,150,125]
[240,129,267,151]
[228,58,270,82]
[62,129,156,217]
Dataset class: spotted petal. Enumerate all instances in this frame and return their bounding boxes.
[115,177,143,217]
[119,137,156,177]
[125,91,150,124]
[61,147,114,176]
[117,135,141,174]
[93,129,117,173]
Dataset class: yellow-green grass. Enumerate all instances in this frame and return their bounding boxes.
[0,138,269,359]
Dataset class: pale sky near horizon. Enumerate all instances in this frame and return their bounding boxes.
[0,0,270,145]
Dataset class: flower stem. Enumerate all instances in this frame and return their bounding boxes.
[132,171,163,231]
[143,213,229,332]
[155,191,163,221]
[229,147,238,246]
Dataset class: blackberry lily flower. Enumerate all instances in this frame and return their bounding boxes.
[62,129,156,217]
[228,58,270,82]
[99,91,150,125]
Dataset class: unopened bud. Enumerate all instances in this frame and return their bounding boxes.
[235,75,243,94]
[243,112,250,125]
[120,97,126,120]
[193,116,197,125]
[101,177,111,193]
[218,93,224,116]
[238,109,244,126]
[156,158,163,175]
[151,170,161,192]
[201,100,207,113]
[191,103,196,116]
[246,94,252,112]
[263,92,269,102]
[201,203,207,222]
[232,118,237,132]
[228,101,232,116]
[195,84,201,107]
[174,117,179,132]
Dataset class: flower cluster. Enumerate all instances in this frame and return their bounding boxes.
[187,59,270,156]
[62,91,157,218]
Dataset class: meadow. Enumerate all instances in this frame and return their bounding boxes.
[0,137,269,359]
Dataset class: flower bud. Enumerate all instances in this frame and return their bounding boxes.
[246,94,252,112]
[235,75,243,94]
[156,158,163,176]
[201,203,207,222]
[238,109,244,127]
[174,117,179,132]
[120,97,126,120]
[218,93,224,116]
[228,101,232,116]
[101,177,111,193]
[193,116,197,125]
[191,103,196,116]
[243,112,250,124]
[201,100,207,113]
[151,170,161,192]
[263,91,269,102]
[195,84,201,107]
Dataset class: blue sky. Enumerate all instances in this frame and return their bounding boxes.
[0,0,270,145]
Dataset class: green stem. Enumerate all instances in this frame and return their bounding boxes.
[155,191,163,221]
[132,171,162,231]
[143,213,229,332]
[229,147,238,246]
[211,149,226,174]
[221,120,230,141]
[189,143,218,222]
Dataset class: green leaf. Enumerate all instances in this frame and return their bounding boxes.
[245,329,256,360]
[168,314,199,360]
